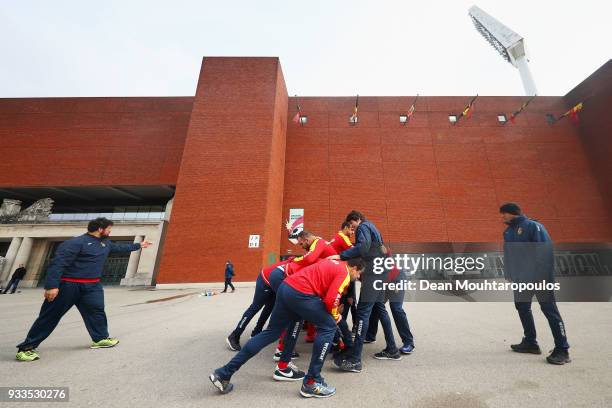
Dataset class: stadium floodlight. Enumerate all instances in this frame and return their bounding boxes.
[469,5,538,96]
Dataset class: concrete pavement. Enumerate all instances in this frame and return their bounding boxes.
[0,286,611,407]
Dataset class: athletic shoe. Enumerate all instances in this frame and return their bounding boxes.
[16,349,40,362]
[209,371,234,394]
[273,362,306,381]
[273,349,299,361]
[339,359,362,373]
[510,340,542,354]
[300,381,336,398]
[363,337,376,344]
[330,341,345,356]
[90,338,119,349]
[332,346,353,366]
[226,334,241,351]
[373,349,402,360]
[546,349,571,365]
[400,344,415,354]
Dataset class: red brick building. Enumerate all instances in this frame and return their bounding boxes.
[1,57,610,285]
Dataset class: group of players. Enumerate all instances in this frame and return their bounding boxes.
[210,210,414,398]
[11,204,570,400]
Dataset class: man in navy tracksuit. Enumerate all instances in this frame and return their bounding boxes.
[365,266,415,354]
[15,217,151,362]
[222,260,235,292]
[2,264,27,294]
[500,202,570,365]
[333,210,401,373]
[210,258,366,399]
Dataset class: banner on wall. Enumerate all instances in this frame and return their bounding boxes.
[286,208,304,245]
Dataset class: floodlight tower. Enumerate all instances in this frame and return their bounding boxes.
[469,5,537,96]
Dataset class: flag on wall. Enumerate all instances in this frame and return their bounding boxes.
[456,94,478,123]
[546,101,584,125]
[349,95,359,124]
[405,94,419,123]
[508,94,536,124]
[292,96,302,124]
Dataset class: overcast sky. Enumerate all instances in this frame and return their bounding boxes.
[1,0,609,97]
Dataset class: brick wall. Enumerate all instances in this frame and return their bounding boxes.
[280,95,612,256]
[0,97,192,187]
[564,60,612,216]
[156,57,288,283]
[1,58,610,284]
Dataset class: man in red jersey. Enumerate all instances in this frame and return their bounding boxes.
[284,230,337,277]
[306,221,356,342]
[225,258,292,351]
[271,230,336,360]
[328,221,354,254]
[210,258,366,399]
[329,221,357,324]
[226,230,335,355]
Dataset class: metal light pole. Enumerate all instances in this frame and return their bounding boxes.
[469,5,538,96]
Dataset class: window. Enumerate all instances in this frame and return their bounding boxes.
[298,115,308,125]
[497,114,507,123]
[349,115,358,125]
[448,114,458,123]
[399,114,408,124]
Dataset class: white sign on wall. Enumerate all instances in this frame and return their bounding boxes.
[248,235,260,248]
[286,208,304,245]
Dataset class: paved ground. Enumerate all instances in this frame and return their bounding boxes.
[0,286,611,408]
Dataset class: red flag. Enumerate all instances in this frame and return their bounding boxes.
[405,94,419,121]
[292,96,302,124]
[508,95,536,125]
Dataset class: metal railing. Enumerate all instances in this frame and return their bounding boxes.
[48,212,165,222]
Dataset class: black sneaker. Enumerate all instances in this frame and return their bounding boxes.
[332,347,352,367]
[339,359,362,373]
[373,349,402,360]
[546,349,571,365]
[363,337,376,344]
[273,348,299,361]
[209,371,234,394]
[510,341,541,354]
[273,362,306,381]
[226,334,241,351]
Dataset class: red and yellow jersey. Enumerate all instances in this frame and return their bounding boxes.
[285,259,351,321]
[286,238,336,276]
[261,259,292,286]
[329,231,353,254]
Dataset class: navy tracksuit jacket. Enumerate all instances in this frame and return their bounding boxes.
[339,220,398,360]
[17,234,141,351]
[503,215,569,350]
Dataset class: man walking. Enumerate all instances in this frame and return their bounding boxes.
[500,202,570,365]
[15,217,151,362]
[2,264,27,294]
[210,258,366,398]
[222,260,235,293]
